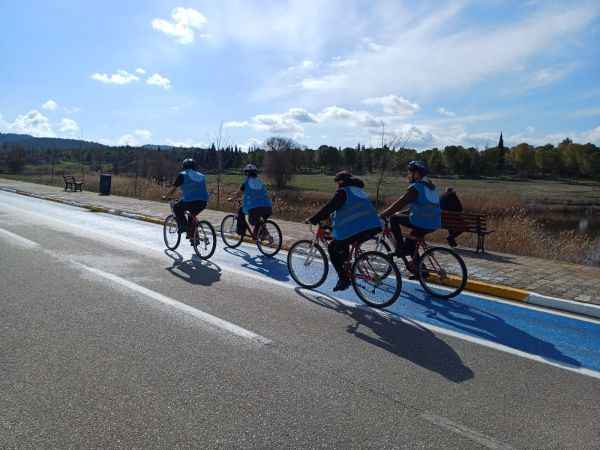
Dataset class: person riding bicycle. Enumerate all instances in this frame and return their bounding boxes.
[234,164,273,238]
[306,171,381,292]
[162,158,209,236]
[379,160,441,273]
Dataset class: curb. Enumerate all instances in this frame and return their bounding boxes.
[2,185,599,320]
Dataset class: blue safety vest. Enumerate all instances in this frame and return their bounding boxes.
[332,186,381,240]
[242,177,272,213]
[408,181,441,230]
[180,169,209,202]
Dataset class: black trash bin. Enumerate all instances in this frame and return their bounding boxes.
[99,173,112,195]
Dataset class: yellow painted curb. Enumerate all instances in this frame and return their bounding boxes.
[428,273,529,302]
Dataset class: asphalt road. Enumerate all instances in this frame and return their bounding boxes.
[1,190,599,449]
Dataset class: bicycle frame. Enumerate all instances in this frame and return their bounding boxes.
[169,199,199,237]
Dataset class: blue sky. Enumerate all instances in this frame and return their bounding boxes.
[1,0,599,149]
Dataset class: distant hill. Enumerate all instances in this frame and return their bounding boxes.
[0,133,107,150]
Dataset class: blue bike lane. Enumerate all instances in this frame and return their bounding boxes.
[209,242,600,378]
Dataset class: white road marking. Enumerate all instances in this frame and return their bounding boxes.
[0,227,40,249]
[421,413,514,450]
[74,262,271,345]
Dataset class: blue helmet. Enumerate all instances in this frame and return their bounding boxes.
[407,160,428,176]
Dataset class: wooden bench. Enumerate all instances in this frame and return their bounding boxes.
[63,175,84,192]
[441,211,494,253]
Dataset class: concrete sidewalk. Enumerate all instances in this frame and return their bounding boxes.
[2,177,599,307]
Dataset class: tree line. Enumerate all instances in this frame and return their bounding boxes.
[1,136,599,185]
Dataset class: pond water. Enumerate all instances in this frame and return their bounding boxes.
[533,212,600,240]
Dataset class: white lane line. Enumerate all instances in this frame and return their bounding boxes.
[421,413,514,450]
[75,263,271,345]
[298,289,600,380]
[0,227,40,249]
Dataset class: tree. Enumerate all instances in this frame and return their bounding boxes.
[7,146,26,173]
[263,137,296,189]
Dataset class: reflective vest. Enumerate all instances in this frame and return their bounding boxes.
[180,170,209,202]
[408,181,441,230]
[332,186,381,240]
[242,177,272,213]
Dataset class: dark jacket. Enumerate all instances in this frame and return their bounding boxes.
[440,191,463,212]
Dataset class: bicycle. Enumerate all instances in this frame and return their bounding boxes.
[364,218,467,299]
[220,199,283,257]
[163,199,217,260]
[287,222,402,308]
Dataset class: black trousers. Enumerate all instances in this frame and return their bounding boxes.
[390,214,432,257]
[328,227,381,280]
[174,200,207,232]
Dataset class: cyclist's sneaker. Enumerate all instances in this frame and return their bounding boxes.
[447,236,458,247]
[333,277,351,292]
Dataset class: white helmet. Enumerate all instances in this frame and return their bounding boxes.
[244,164,258,174]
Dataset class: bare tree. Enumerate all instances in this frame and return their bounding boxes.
[263,137,295,189]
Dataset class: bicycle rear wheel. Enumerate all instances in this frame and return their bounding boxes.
[192,220,217,260]
[256,220,282,257]
[220,214,244,248]
[287,240,329,288]
[416,246,467,299]
[351,251,401,309]
[359,238,392,277]
[163,215,181,250]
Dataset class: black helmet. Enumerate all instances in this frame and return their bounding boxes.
[407,160,428,176]
[243,163,258,175]
[334,170,352,183]
[182,158,196,170]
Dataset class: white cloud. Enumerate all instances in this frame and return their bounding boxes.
[42,100,58,111]
[260,3,597,102]
[437,107,456,117]
[59,118,79,135]
[525,63,578,89]
[318,106,381,128]
[152,7,208,44]
[135,68,146,75]
[224,121,250,128]
[63,106,81,115]
[146,73,171,89]
[330,57,358,68]
[117,129,152,146]
[164,138,207,148]
[7,110,55,137]
[91,70,139,85]
[363,95,420,116]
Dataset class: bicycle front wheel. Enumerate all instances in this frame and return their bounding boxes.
[163,215,181,250]
[256,220,282,257]
[192,220,217,260]
[220,214,244,248]
[287,240,329,288]
[351,251,401,309]
[417,247,467,299]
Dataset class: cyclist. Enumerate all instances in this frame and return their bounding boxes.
[162,158,209,236]
[234,164,273,238]
[379,160,441,274]
[306,171,381,292]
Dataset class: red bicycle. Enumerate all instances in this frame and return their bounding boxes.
[163,199,217,260]
[363,218,468,299]
[287,222,402,308]
[220,199,282,257]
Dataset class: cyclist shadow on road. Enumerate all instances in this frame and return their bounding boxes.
[295,287,474,383]
[403,289,582,368]
[224,247,290,282]
[164,249,222,286]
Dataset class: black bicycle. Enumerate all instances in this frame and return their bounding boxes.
[163,199,217,260]
[220,199,283,257]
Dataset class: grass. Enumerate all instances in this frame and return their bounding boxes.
[3,171,599,266]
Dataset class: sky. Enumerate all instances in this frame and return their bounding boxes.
[1,0,599,150]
